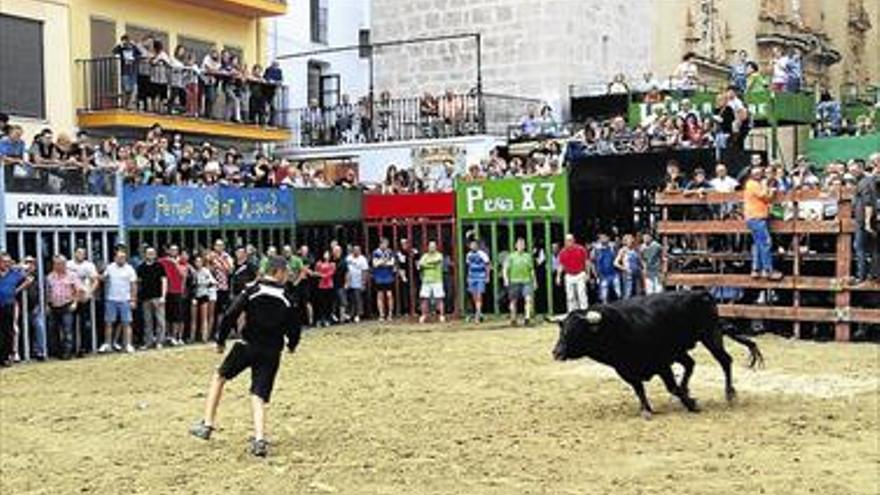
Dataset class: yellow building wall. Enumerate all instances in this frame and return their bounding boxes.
[69,0,269,109]
[1,0,76,138]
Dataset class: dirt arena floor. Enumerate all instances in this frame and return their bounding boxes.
[1,321,878,495]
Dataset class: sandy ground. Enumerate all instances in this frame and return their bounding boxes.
[1,321,878,495]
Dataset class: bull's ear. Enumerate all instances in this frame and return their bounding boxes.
[585,310,602,325]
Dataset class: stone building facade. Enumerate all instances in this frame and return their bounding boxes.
[652,0,878,93]
[370,0,654,118]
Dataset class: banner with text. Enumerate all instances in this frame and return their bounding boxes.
[455,174,569,220]
[123,186,295,227]
[4,193,119,227]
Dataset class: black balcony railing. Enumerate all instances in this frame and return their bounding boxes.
[3,164,118,196]
[291,91,544,146]
[77,57,290,129]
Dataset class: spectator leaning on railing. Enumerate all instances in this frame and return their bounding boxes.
[743,165,782,280]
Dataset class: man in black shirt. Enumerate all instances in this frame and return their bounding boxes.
[190,256,301,457]
[331,243,348,323]
[113,34,140,109]
[852,159,878,283]
[136,247,167,348]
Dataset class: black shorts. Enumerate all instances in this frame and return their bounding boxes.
[165,294,185,324]
[375,281,394,292]
[217,342,281,403]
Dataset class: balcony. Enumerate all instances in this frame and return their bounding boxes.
[76,57,291,142]
[289,92,543,147]
[178,0,287,17]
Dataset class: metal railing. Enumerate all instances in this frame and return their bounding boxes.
[290,91,544,146]
[3,164,118,196]
[77,57,290,129]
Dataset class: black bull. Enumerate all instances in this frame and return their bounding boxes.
[552,291,763,418]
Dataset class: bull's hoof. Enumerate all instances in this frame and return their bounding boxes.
[725,388,737,403]
[640,409,653,420]
[682,397,700,412]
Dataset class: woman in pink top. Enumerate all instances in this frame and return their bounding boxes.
[314,251,336,327]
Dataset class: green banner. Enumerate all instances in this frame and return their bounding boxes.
[293,189,363,224]
[627,92,716,125]
[807,133,880,167]
[456,173,569,220]
[748,92,815,124]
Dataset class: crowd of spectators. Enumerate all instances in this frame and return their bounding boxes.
[111,33,284,125]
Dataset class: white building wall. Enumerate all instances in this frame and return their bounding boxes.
[267,0,371,110]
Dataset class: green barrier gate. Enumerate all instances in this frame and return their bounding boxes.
[455,173,570,317]
[292,189,364,252]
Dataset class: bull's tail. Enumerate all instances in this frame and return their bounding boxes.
[721,322,764,369]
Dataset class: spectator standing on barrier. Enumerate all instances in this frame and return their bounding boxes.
[852,157,879,284]
[210,240,234,330]
[465,239,491,323]
[68,248,98,357]
[113,34,140,109]
[45,256,83,360]
[641,233,664,295]
[0,253,28,366]
[159,245,186,346]
[615,234,644,299]
[744,166,782,280]
[315,250,336,327]
[593,233,621,304]
[556,234,590,313]
[729,50,749,95]
[345,246,369,323]
[725,85,751,150]
[193,254,218,342]
[99,248,138,354]
[331,244,349,323]
[418,241,446,324]
[137,247,167,349]
[503,238,535,326]
[372,238,396,321]
[396,238,418,316]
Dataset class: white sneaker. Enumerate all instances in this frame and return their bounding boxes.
[439,315,446,323]
[156,343,164,350]
[125,345,135,354]
[112,343,122,352]
[419,315,427,324]
[98,343,111,354]
[353,316,360,323]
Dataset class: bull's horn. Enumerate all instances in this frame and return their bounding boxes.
[585,311,602,324]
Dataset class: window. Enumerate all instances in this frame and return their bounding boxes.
[124,24,168,51]
[178,36,215,64]
[90,17,117,58]
[0,14,45,119]
[310,0,328,44]
[358,29,371,58]
[307,61,324,106]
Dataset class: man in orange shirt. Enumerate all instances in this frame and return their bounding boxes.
[743,166,782,279]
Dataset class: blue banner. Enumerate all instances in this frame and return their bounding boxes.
[123,186,295,227]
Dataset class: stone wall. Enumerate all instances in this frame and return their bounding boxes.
[370,0,653,117]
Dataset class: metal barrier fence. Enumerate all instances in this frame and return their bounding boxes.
[77,56,290,128]
[3,165,117,196]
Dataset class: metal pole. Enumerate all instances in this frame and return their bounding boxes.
[0,168,6,252]
[490,222,499,316]
[475,33,484,134]
[18,231,29,361]
[456,219,466,318]
[544,219,553,315]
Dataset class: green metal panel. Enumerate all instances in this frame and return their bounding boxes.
[807,133,880,167]
[627,91,717,125]
[748,91,815,125]
[456,173,569,220]
[294,189,363,224]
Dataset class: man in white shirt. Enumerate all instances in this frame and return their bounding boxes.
[345,246,370,323]
[673,52,700,95]
[709,162,740,220]
[67,248,99,356]
[99,247,138,354]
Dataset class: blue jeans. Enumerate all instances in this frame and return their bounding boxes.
[30,306,47,358]
[854,226,879,280]
[49,306,75,357]
[747,218,773,273]
[598,274,621,303]
[622,273,641,299]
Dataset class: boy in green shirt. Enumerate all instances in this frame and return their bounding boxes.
[418,241,446,324]
[503,237,536,326]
